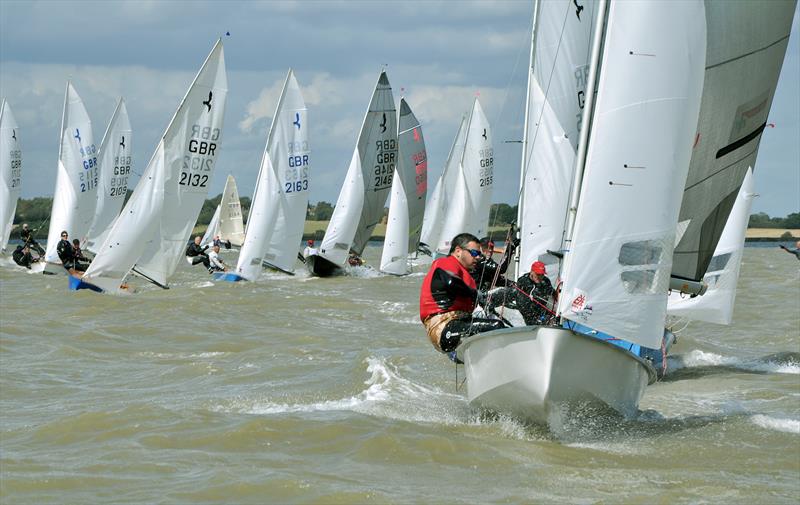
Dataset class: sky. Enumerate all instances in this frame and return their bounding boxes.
[1,0,798,217]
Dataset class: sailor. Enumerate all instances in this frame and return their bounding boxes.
[208,244,227,272]
[419,232,505,359]
[303,239,317,258]
[56,230,85,273]
[471,236,516,291]
[779,240,800,260]
[514,261,557,325]
[185,235,211,270]
[72,239,92,268]
[12,244,37,269]
[212,235,232,250]
[347,251,364,267]
[19,223,45,256]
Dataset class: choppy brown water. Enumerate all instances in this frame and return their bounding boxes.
[1,244,798,504]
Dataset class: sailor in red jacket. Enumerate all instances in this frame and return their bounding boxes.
[420,232,505,355]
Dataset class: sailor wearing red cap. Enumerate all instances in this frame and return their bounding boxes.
[303,239,318,258]
[514,261,556,325]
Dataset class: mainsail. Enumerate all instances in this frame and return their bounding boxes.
[671,0,796,283]
[419,115,466,252]
[86,98,132,253]
[380,98,428,275]
[202,174,244,248]
[82,40,227,292]
[319,71,396,264]
[235,69,308,280]
[434,98,493,255]
[667,167,756,325]
[0,100,21,253]
[517,0,596,278]
[45,82,97,263]
[133,40,228,286]
[557,0,707,348]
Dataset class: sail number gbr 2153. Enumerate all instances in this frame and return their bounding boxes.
[180,125,219,189]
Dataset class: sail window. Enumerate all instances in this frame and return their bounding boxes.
[706,252,731,273]
[618,240,664,266]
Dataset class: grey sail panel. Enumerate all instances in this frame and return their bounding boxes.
[351,71,397,256]
[396,98,427,252]
[671,0,796,281]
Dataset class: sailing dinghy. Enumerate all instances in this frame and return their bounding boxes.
[201,174,244,249]
[379,98,428,275]
[43,82,97,275]
[85,98,132,254]
[218,69,309,282]
[306,70,397,277]
[72,40,227,293]
[457,0,707,423]
[0,100,22,255]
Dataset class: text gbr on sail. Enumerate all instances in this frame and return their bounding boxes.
[181,125,219,189]
[374,139,397,190]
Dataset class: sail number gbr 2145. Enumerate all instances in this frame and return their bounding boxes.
[180,125,219,189]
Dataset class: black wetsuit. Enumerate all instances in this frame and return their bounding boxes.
[20,228,45,255]
[12,246,34,269]
[212,238,232,250]
[186,242,210,269]
[57,239,84,272]
[471,242,516,291]
[514,274,555,325]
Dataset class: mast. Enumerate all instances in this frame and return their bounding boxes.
[561,0,607,251]
[514,0,540,279]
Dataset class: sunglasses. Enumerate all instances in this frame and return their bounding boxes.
[465,248,481,257]
[61,234,68,237]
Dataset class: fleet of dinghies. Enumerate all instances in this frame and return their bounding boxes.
[1,0,794,426]
[0,100,21,256]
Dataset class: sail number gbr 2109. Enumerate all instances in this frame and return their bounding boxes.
[180,125,219,189]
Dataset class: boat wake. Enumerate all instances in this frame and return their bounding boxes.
[663,350,800,381]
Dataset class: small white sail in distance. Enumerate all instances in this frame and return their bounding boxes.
[380,97,427,275]
[200,203,221,247]
[86,98,132,254]
[0,99,22,253]
[45,82,97,264]
[218,174,244,247]
[82,40,227,293]
[235,69,308,280]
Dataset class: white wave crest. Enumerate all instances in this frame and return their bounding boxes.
[670,350,800,375]
[751,414,800,434]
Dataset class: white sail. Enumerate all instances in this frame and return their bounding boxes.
[672,0,796,282]
[319,71,396,263]
[434,98,493,254]
[45,82,97,263]
[667,167,755,325]
[0,100,21,252]
[218,174,244,247]
[419,114,466,251]
[82,40,226,292]
[200,204,221,247]
[235,69,308,280]
[380,98,428,275]
[133,40,227,286]
[86,98,132,253]
[518,0,596,278]
[558,0,707,348]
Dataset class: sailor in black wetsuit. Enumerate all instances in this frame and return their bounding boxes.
[186,235,211,271]
[12,245,36,269]
[19,223,45,256]
[471,237,516,291]
[514,261,556,325]
[72,239,91,269]
[212,235,232,250]
[56,230,85,272]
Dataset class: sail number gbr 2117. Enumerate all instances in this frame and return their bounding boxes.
[180,125,219,189]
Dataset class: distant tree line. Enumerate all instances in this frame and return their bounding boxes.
[10,195,798,238]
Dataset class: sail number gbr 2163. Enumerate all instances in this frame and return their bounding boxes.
[180,125,219,189]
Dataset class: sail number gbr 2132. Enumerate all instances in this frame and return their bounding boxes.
[180,125,219,189]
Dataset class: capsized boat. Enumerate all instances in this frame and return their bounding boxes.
[72,40,227,293]
[379,97,428,275]
[306,70,397,277]
[221,69,309,282]
[0,99,22,254]
[458,0,708,423]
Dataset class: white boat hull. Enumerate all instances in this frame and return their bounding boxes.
[455,326,656,423]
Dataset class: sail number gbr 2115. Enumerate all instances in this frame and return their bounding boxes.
[180,125,219,189]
